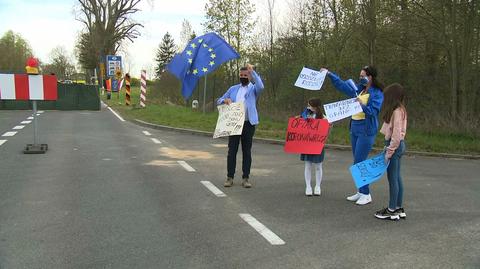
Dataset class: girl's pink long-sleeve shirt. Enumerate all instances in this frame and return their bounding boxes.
[380,107,407,159]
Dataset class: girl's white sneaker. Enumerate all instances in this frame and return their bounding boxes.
[305,186,313,196]
[314,186,321,196]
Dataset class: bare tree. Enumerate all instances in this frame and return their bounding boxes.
[75,0,143,81]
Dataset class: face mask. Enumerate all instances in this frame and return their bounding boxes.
[240,77,249,86]
[359,76,369,86]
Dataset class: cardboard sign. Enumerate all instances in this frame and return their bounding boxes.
[294,67,327,90]
[323,98,363,123]
[213,102,245,138]
[350,152,389,189]
[284,117,330,154]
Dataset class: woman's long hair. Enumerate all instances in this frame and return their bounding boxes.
[362,65,384,91]
[308,98,324,119]
[382,83,406,123]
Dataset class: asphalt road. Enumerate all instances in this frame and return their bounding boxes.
[0,105,478,269]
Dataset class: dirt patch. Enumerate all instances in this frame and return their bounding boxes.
[159,147,215,160]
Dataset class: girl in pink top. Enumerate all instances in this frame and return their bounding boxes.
[375,83,408,220]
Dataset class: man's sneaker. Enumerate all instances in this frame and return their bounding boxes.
[375,208,400,220]
[346,192,361,202]
[356,194,372,205]
[314,185,321,196]
[242,178,252,188]
[395,208,407,218]
[224,177,233,187]
[305,186,313,196]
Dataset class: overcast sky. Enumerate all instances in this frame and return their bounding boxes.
[0,0,289,78]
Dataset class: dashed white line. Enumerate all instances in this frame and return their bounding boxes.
[12,125,25,130]
[21,121,31,124]
[27,117,34,120]
[2,131,17,137]
[239,214,286,246]
[142,131,152,136]
[200,181,227,197]
[151,138,162,144]
[0,140,6,146]
[107,107,125,122]
[38,111,44,114]
[177,161,196,172]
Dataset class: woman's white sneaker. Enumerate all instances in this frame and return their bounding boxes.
[356,194,372,205]
[346,192,361,201]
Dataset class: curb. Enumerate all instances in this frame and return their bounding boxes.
[133,119,480,160]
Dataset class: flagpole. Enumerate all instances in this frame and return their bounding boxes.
[203,74,207,114]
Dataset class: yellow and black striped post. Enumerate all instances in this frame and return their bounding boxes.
[125,73,131,106]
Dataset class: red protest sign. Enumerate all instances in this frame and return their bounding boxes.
[284,117,330,154]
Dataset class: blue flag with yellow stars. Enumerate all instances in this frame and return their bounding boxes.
[167,32,240,99]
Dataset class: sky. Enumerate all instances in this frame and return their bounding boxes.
[0,0,289,79]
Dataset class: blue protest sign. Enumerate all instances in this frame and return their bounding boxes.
[349,152,389,189]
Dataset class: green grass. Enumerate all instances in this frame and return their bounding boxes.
[102,87,480,155]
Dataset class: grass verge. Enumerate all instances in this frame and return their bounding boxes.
[102,87,480,155]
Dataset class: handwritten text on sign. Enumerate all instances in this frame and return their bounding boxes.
[323,98,363,123]
[349,152,389,189]
[284,117,330,154]
[294,67,327,91]
[213,102,245,138]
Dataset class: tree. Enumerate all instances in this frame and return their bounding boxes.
[0,30,33,73]
[155,32,176,78]
[75,0,143,80]
[179,19,194,49]
[204,0,255,83]
[42,46,76,80]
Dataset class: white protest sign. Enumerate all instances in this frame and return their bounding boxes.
[213,102,245,138]
[294,67,327,90]
[323,98,363,123]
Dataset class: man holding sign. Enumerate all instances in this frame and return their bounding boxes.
[322,66,384,205]
[216,64,264,188]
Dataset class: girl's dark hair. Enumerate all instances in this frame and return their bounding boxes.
[362,65,384,91]
[382,83,406,123]
[308,98,324,119]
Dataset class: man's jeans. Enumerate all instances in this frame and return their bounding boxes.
[227,121,256,179]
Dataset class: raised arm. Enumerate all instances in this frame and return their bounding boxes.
[326,72,360,98]
[250,70,264,96]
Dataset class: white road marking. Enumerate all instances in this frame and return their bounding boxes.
[2,131,17,137]
[0,140,6,146]
[12,125,25,130]
[107,107,125,122]
[21,121,31,124]
[151,138,161,144]
[27,117,34,120]
[38,111,44,114]
[200,181,227,197]
[177,161,195,172]
[239,214,286,246]
[142,131,152,136]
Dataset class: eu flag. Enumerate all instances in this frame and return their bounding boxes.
[167,32,240,99]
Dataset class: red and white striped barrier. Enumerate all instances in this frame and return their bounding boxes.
[140,70,147,108]
[0,74,57,100]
